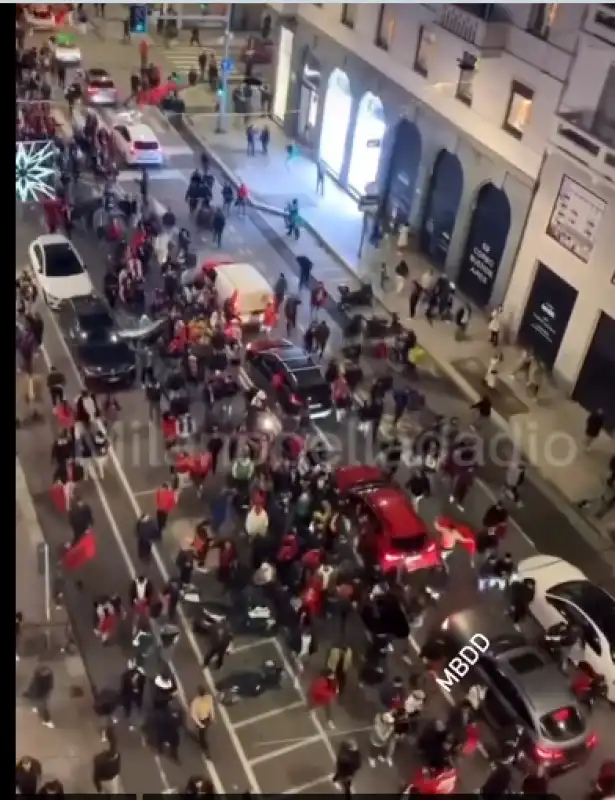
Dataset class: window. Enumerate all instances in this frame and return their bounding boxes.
[340,3,356,28]
[375,4,394,50]
[503,81,534,139]
[414,26,435,77]
[455,52,476,106]
[527,3,558,38]
[43,244,83,278]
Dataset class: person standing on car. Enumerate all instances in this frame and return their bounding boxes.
[190,685,215,758]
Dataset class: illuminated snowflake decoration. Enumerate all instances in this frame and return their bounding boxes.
[15,141,57,203]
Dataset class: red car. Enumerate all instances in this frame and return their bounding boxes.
[335,465,441,574]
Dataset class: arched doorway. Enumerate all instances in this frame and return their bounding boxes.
[419,149,464,267]
[457,183,511,307]
[347,92,386,195]
[297,50,322,139]
[319,69,352,177]
[382,119,422,224]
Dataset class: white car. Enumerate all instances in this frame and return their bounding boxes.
[518,554,615,702]
[51,36,81,65]
[110,111,164,167]
[28,234,94,310]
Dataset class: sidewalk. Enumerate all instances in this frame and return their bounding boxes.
[164,80,614,535]
[16,460,113,793]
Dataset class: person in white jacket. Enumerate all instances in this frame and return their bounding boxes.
[245,504,268,540]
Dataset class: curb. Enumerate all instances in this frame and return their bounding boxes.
[175,112,613,552]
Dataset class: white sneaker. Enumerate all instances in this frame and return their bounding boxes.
[42,720,55,728]
[327,719,336,730]
[368,758,376,768]
[449,495,454,503]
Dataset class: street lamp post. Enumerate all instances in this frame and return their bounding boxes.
[215,4,232,134]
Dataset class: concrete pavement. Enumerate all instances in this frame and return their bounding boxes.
[175,83,615,541]
[16,459,122,794]
[17,22,615,796]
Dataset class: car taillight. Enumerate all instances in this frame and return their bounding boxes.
[586,732,598,748]
[534,744,565,762]
[290,393,302,405]
[87,86,96,94]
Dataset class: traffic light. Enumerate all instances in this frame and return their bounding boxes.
[130,5,148,34]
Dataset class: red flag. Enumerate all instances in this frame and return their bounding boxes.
[49,482,68,514]
[63,529,96,571]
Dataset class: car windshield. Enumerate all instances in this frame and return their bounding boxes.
[551,580,615,649]
[540,706,584,741]
[44,243,83,278]
[79,312,114,340]
[134,141,158,150]
[390,532,429,554]
[80,341,132,365]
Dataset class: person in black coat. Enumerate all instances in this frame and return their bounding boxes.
[119,660,146,729]
[333,739,362,797]
[92,728,121,793]
[68,496,94,543]
[16,756,42,795]
[39,778,65,794]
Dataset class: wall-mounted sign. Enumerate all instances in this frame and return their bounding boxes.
[457,184,511,307]
[546,175,606,264]
[517,261,578,368]
[366,139,381,148]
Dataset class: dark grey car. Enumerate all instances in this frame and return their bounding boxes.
[437,606,597,773]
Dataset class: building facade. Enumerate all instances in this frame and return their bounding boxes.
[268,2,615,424]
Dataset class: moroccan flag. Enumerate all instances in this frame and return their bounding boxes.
[62,529,96,571]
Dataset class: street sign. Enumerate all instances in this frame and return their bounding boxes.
[358,193,379,211]
[221,58,233,74]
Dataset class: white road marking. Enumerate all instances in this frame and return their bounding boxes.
[116,168,184,183]
[281,775,334,794]
[248,734,323,766]
[39,306,260,794]
[228,637,277,655]
[232,700,306,730]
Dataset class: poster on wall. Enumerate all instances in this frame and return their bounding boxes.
[517,262,578,369]
[546,175,606,264]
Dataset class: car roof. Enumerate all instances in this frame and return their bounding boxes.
[335,465,387,494]
[365,485,427,538]
[250,338,294,355]
[252,340,320,372]
[34,233,72,248]
[70,296,111,318]
[443,605,523,648]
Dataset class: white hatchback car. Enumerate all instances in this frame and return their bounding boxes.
[110,111,164,167]
[518,554,615,702]
[29,234,94,310]
[51,34,81,66]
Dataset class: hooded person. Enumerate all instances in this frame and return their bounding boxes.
[16,756,42,795]
[333,738,362,794]
[152,667,178,708]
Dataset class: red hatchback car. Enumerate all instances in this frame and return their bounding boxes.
[335,465,441,574]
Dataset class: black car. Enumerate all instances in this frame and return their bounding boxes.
[246,339,332,419]
[61,296,136,387]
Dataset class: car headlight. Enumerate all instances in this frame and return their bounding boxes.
[46,293,62,307]
[83,365,102,376]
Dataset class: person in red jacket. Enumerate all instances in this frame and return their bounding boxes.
[155,482,178,532]
[301,574,324,618]
[190,451,212,497]
[263,300,277,332]
[310,670,338,726]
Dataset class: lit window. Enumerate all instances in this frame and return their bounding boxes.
[503,80,534,138]
[455,52,477,106]
[341,3,356,28]
[375,4,395,50]
[414,26,435,77]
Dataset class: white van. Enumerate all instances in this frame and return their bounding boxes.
[214,262,273,327]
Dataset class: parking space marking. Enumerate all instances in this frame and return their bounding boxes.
[233,700,306,730]
[229,637,277,655]
[280,775,334,795]
[133,488,158,498]
[248,734,323,766]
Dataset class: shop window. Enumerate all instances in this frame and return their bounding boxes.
[527,3,558,38]
[414,26,435,78]
[503,80,534,139]
[455,52,476,106]
[375,4,395,51]
[341,3,356,28]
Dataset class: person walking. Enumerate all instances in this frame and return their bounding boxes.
[119,659,146,731]
[190,685,215,758]
[309,670,338,728]
[24,663,55,728]
[484,352,502,390]
[584,408,605,450]
[316,160,325,196]
[202,620,233,670]
[333,739,362,797]
[212,208,226,247]
[409,280,422,319]
[155,482,178,533]
[488,306,503,346]
[92,727,122,793]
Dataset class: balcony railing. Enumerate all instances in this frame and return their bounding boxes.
[584,4,615,45]
[552,110,615,183]
[435,3,509,50]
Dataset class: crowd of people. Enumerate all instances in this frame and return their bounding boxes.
[15,28,615,800]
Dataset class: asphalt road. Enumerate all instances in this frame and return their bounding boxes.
[16,32,615,797]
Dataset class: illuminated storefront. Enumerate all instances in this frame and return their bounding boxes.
[319,68,351,178]
[347,92,385,195]
[273,26,294,123]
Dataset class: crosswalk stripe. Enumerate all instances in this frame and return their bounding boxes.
[116,168,184,183]
[164,47,244,81]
